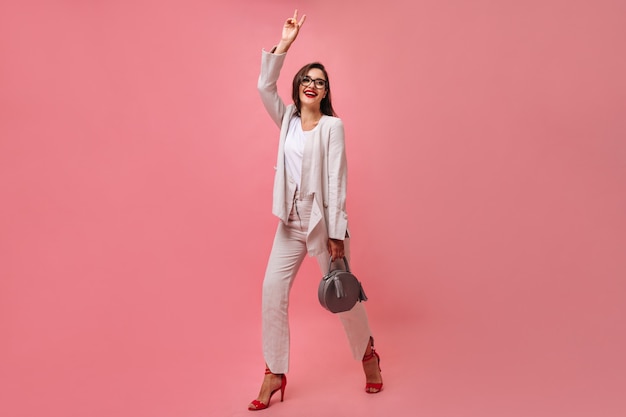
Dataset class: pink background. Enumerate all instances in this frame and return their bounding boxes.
[1,1,625,416]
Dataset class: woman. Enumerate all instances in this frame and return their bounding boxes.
[248,11,383,411]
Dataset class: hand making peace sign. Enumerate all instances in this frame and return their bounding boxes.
[275,10,306,54]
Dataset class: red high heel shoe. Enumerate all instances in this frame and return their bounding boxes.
[248,368,287,411]
[362,344,383,394]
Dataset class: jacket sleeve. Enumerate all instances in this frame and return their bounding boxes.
[327,119,349,240]
[258,49,288,128]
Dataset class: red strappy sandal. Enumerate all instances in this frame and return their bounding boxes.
[248,368,287,411]
[362,344,383,393]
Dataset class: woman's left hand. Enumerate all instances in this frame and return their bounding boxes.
[328,238,345,261]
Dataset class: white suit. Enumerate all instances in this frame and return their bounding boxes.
[258,49,374,374]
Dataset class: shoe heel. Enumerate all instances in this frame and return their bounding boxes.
[280,374,287,402]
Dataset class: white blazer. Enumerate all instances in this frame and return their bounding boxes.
[258,49,349,256]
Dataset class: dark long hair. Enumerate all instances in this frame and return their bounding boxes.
[291,62,337,117]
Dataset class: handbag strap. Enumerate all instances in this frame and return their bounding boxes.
[327,256,351,274]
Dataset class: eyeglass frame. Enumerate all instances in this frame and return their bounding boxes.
[300,75,328,89]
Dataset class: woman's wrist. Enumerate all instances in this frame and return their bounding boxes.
[274,40,292,54]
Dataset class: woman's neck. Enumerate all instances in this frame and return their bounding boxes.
[299,107,323,131]
[299,107,323,124]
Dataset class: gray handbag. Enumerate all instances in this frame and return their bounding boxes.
[318,257,368,313]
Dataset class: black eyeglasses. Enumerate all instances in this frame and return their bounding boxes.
[300,75,327,89]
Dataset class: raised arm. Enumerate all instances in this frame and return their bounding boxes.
[257,10,307,127]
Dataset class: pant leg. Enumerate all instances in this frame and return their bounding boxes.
[262,201,309,374]
[316,243,374,361]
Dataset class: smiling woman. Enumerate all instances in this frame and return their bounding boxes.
[248,9,384,411]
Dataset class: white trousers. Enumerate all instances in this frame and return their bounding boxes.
[262,194,373,374]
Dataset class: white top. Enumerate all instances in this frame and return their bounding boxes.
[284,116,313,189]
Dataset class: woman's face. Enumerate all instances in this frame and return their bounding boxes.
[298,68,327,111]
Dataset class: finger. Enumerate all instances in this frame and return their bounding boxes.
[293,9,298,21]
[298,14,306,27]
